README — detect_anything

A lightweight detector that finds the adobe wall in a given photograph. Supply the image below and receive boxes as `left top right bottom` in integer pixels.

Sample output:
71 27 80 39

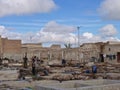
0 37 22 60
21 43 100 63
103 44 120 63
0 35 120 63
22 43 42 48
2 38 21 54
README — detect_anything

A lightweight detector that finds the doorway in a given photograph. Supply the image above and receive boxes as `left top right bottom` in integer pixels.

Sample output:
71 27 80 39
117 52 120 63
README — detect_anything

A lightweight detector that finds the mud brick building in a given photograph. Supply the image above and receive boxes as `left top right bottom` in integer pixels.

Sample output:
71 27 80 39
0 36 21 60
0 36 120 63
22 41 120 63
22 44 62 61
102 41 120 63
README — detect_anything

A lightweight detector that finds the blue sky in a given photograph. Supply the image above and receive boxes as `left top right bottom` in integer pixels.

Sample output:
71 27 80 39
0 0 120 47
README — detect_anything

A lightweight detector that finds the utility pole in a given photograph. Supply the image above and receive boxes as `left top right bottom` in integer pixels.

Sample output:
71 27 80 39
30 36 33 43
77 26 81 62
77 26 80 47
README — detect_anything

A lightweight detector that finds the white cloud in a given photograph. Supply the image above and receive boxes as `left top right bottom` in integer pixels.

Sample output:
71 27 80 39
80 24 119 44
42 21 76 34
0 25 21 39
83 32 93 39
79 33 102 44
0 26 9 36
0 21 78 44
98 0 120 20
99 24 117 37
0 23 120 47
37 21 77 44
0 0 57 17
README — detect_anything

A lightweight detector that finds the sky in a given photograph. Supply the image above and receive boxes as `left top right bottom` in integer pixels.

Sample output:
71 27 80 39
0 0 120 47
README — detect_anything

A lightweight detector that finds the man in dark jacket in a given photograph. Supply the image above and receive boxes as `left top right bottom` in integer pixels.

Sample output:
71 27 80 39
23 56 28 68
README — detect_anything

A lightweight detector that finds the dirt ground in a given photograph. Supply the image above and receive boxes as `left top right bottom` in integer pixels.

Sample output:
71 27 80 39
0 69 59 90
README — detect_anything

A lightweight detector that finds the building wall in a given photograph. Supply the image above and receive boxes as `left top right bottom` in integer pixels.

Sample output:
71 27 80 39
2 39 21 54
18 42 120 63
103 44 120 63
21 46 62 61
0 36 21 60
0 35 120 63
22 43 42 48
21 43 101 63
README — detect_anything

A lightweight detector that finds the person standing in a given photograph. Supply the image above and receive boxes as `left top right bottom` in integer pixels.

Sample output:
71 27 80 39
0 58 2 65
23 56 28 68
92 65 97 79
32 56 37 76
92 65 97 73
32 60 36 75
62 59 66 67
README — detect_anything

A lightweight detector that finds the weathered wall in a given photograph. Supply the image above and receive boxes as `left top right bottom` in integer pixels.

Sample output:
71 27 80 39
2 39 21 54
35 80 120 90
22 43 42 48
0 35 120 63
0 36 22 60
103 44 120 63
21 43 101 63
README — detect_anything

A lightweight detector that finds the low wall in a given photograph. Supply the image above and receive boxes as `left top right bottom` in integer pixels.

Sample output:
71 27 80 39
35 80 120 90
